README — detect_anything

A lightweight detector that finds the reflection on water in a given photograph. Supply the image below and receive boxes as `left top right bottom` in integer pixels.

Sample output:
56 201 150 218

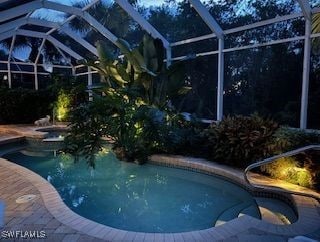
3 144 260 233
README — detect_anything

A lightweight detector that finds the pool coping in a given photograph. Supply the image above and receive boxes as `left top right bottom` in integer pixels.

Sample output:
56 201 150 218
0 124 68 141
0 135 320 241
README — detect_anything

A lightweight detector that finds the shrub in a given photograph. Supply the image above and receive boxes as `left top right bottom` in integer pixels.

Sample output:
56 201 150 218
54 90 72 122
203 114 285 167
274 127 320 151
261 156 315 189
161 116 208 157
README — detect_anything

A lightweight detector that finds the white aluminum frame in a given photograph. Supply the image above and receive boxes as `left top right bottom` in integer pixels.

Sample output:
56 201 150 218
297 0 312 129
34 38 46 90
115 0 169 47
0 0 319 129
7 34 15 88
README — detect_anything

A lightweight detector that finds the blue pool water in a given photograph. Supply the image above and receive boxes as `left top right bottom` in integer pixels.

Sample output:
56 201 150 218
2 145 260 232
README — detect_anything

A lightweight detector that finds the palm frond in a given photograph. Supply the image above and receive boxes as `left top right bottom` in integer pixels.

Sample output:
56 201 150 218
312 13 320 34
312 13 320 54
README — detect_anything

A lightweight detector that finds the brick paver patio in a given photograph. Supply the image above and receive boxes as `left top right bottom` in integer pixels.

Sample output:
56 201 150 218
0 162 105 242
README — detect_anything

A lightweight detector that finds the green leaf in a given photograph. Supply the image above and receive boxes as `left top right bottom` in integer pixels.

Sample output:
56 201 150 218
178 86 192 95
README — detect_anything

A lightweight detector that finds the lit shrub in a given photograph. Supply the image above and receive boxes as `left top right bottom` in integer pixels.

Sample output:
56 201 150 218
261 157 314 189
55 90 72 122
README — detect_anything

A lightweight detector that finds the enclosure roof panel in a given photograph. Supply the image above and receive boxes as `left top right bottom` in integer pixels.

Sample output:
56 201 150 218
0 0 317 68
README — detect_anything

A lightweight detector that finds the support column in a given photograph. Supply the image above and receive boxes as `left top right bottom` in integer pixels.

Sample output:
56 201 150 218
217 37 224 121
7 63 11 89
34 38 46 91
300 18 311 129
166 46 172 68
34 64 38 90
71 66 76 76
88 67 93 101
7 35 16 89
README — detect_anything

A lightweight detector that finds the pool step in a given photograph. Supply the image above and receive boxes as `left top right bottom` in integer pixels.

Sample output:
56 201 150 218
259 207 290 225
255 197 297 225
238 204 261 219
215 202 253 226
0 142 27 156
43 137 64 142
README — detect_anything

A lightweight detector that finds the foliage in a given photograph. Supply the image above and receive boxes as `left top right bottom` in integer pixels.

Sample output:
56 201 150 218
65 34 192 165
54 90 72 122
0 75 86 124
203 114 285 167
64 100 109 168
261 156 315 189
159 116 209 157
50 75 87 122
0 25 62 63
274 127 320 151
264 127 320 191
66 0 137 58
312 12 320 54
88 34 190 108
65 89 196 165
0 88 55 124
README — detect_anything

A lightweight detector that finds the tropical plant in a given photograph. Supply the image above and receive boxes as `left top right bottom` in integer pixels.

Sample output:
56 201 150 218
67 0 137 56
312 11 320 54
88 34 190 108
203 114 286 167
65 87 190 165
65 34 192 165
0 25 63 63
313 13 320 35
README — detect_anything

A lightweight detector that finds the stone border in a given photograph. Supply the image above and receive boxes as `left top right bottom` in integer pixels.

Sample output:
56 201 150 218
35 126 70 133
0 136 320 241
0 136 24 146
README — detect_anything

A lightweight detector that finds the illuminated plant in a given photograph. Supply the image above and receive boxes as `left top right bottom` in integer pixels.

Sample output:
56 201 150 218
261 157 314 188
65 34 192 166
55 90 72 122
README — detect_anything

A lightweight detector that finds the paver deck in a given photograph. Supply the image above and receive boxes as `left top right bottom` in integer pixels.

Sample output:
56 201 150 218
0 125 320 241
0 161 106 242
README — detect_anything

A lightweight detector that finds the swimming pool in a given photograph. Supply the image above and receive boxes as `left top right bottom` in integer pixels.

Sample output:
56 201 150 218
2 145 260 233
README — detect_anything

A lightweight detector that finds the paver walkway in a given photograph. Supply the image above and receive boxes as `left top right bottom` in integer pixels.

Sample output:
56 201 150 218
0 162 105 242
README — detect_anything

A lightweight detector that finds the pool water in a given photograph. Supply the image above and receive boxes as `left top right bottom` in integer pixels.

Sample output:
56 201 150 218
3 145 260 232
